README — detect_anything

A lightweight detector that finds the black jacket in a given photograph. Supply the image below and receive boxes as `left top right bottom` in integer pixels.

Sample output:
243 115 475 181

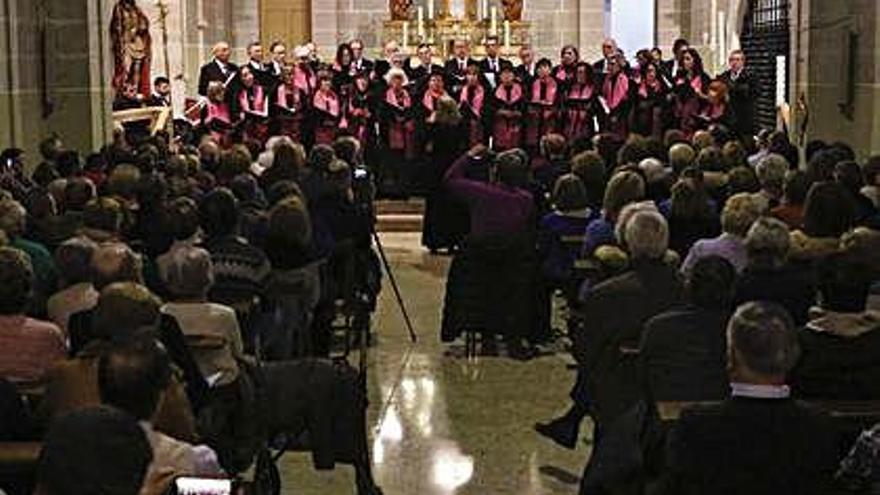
198 60 239 96
734 263 817 326
662 397 838 495
640 305 729 401
718 68 760 137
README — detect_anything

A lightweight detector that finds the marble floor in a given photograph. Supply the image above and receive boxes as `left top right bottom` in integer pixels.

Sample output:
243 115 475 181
278 233 593 494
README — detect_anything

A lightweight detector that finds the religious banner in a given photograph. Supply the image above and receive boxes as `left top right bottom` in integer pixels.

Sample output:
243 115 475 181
110 0 152 97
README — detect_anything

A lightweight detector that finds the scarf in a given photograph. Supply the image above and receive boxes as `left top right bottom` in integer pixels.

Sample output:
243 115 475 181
276 84 301 110
459 84 485 117
293 65 316 94
495 82 523 104
206 101 231 124
638 79 662 99
568 83 594 101
313 89 340 117
239 85 265 113
422 89 446 111
602 72 629 111
530 77 557 105
386 87 412 110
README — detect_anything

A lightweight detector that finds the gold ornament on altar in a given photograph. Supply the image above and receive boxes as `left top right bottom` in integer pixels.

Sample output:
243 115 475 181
501 0 523 21
390 0 413 20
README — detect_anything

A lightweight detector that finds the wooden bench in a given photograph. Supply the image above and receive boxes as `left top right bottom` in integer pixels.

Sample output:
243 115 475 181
0 442 41 475
657 400 880 423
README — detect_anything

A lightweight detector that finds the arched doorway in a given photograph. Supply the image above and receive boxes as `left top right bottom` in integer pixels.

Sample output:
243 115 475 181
739 0 790 130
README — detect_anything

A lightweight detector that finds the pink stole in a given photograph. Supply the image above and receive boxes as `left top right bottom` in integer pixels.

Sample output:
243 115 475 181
460 84 485 146
565 83 595 139
526 77 558 145
602 73 629 112
313 90 340 144
493 83 524 150
238 85 266 116
293 65 316 95
386 88 415 158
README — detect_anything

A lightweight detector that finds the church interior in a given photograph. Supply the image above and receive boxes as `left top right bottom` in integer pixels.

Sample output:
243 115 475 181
0 1 880 494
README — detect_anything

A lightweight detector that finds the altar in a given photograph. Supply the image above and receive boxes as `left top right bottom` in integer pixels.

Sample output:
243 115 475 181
384 0 529 58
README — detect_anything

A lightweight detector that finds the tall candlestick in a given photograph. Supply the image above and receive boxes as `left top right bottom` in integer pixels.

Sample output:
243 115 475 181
428 0 434 20
403 21 409 50
417 7 425 39
490 6 498 35
503 20 510 49
481 0 488 20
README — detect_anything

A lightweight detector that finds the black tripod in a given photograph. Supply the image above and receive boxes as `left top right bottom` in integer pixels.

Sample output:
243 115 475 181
371 228 418 344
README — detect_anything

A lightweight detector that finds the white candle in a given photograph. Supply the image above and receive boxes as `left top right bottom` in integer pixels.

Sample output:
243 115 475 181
403 21 409 49
417 7 425 38
504 20 510 49
490 6 498 35
482 0 488 20
428 0 434 20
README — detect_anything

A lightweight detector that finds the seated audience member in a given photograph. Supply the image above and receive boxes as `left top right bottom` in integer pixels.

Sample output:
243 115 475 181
40 282 198 442
79 196 126 243
47 237 99 337
159 246 244 387
837 421 880 492
771 170 811 230
0 247 66 384
0 198 58 316
98 338 223 495
791 254 880 399
667 142 696 176
539 174 594 283
582 170 645 255
537 206 683 447
35 407 153 495
663 170 721 257
681 192 762 274
835 160 877 224
641 256 736 401
789 181 853 263
154 197 201 291
68 242 143 354
755 153 789 210
860 155 880 209
198 187 271 306
570 150 607 210
735 217 817 325
662 301 838 495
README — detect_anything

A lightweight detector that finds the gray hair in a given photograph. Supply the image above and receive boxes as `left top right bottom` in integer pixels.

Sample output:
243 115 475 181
623 208 669 260
745 217 790 268
727 301 800 377
756 153 789 190
159 246 214 299
668 143 696 174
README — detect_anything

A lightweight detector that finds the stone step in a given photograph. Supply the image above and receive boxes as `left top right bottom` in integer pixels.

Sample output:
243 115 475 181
375 199 426 216
376 213 424 233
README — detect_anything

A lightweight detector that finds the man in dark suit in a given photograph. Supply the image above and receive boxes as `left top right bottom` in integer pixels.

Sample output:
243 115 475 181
349 39 374 75
372 40 400 82
197 42 238 96
514 44 536 88
406 43 442 95
148 76 171 107
718 49 760 140
592 38 618 77
444 39 476 97
662 38 690 82
244 41 273 87
266 40 287 79
661 301 838 495
478 36 512 89
536 208 684 448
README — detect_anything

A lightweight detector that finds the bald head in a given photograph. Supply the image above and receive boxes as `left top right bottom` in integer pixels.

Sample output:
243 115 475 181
91 242 142 290
212 42 231 63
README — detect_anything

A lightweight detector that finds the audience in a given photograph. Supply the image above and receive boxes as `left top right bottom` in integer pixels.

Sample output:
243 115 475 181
662 301 838 494
46 237 98 336
681 192 762 274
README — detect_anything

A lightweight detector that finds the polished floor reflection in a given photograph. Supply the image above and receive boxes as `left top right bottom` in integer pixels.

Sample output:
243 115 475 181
278 233 591 494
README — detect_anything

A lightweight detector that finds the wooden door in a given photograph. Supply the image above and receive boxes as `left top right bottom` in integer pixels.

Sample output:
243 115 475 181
260 0 311 49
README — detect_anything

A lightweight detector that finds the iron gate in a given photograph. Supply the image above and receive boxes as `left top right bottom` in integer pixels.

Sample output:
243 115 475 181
740 0 791 130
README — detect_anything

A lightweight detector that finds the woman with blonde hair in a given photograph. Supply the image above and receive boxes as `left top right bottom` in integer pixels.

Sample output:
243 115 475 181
581 170 645 255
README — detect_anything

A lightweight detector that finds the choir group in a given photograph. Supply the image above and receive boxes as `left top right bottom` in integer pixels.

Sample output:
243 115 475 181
180 35 758 193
